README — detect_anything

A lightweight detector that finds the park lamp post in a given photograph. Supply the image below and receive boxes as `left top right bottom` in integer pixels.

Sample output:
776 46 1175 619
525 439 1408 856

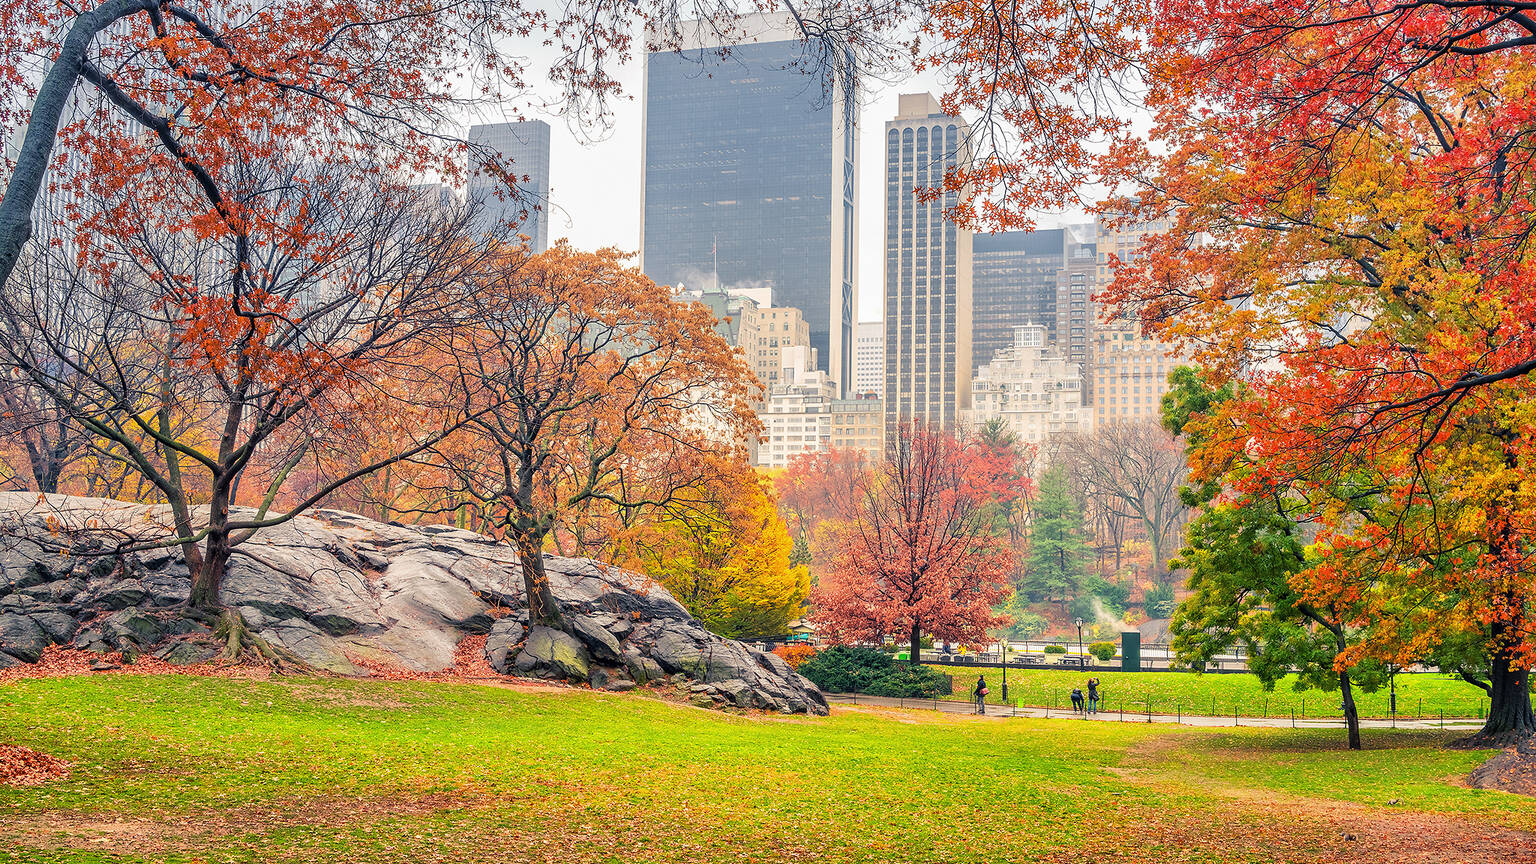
1001 641 1009 702
1075 618 1084 667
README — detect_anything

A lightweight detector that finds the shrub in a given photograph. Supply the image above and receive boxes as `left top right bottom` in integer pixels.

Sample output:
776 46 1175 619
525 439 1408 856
1068 594 1098 623
796 645 893 693
1044 644 1067 655
772 643 816 670
1144 583 1177 618
1088 641 1117 662
1086 576 1131 616
864 664 952 698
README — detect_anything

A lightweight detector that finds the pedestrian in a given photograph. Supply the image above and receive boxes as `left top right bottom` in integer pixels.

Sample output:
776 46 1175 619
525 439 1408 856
1071 686 1084 714
974 675 989 714
1087 678 1100 714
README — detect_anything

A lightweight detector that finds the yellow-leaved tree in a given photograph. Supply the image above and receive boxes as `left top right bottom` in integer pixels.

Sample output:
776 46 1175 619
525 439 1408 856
626 471 809 640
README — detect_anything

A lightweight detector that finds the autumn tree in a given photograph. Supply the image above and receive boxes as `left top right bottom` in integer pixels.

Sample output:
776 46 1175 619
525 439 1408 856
0 154 503 629
417 243 759 632
811 422 1010 665
774 447 873 571
1164 367 1385 750
624 470 809 639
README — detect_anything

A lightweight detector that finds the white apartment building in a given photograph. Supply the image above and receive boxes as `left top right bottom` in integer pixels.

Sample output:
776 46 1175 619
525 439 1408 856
967 323 1089 445
853 321 884 398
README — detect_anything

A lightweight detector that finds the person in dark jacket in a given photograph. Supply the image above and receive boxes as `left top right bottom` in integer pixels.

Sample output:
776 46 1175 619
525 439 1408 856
1087 678 1100 714
1071 687 1084 713
974 675 988 714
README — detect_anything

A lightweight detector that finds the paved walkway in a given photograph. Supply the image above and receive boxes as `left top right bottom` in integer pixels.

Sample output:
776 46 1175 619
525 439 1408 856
825 693 1484 731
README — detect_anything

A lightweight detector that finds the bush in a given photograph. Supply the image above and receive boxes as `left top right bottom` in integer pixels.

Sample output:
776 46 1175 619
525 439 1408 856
1144 583 1177 618
796 645 893 693
1088 641 1117 662
864 664 952 698
1044 644 1067 655
1086 576 1131 616
1068 594 1098 623
772 643 816 670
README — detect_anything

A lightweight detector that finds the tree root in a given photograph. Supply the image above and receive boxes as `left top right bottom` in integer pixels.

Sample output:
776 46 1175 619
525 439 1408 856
212 609 304 670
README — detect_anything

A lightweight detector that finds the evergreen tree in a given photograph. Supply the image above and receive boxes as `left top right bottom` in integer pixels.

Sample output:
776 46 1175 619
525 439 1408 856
1022 465 1090 608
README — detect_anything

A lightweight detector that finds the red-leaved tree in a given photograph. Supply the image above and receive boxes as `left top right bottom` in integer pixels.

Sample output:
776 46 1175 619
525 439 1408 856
811 422 1010 665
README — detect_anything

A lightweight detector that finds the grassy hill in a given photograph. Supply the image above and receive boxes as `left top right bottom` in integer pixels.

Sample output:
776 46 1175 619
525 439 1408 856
0 674 1528 863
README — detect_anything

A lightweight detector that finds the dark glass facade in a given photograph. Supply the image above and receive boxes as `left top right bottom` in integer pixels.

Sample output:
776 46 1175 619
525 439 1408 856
468 121 551 253
971 229 1064 373
642 40 854 391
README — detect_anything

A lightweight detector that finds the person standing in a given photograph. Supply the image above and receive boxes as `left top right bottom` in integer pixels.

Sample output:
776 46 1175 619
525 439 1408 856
1087 678 1100 715
974 675 989 714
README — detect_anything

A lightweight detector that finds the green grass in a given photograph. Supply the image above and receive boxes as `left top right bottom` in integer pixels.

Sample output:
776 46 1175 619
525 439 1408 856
0 674 1526 863
928 665 1487 719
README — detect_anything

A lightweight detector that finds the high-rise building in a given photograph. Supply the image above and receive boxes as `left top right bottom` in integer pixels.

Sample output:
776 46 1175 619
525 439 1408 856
467 120 551 252
641 14 857 394
830 395 884 461
883 93 972 432
853 321 884 397
1091 215 1187 425
757 355 838 469
971 229 1064 372
1056 227 1096 366
967 323 1089 445
683 287 814 394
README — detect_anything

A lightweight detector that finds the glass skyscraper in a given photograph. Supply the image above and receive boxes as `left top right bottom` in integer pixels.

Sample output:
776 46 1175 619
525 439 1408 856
971 229 1065 373
884 93 972 431
468 120 551 253
641 15 857 394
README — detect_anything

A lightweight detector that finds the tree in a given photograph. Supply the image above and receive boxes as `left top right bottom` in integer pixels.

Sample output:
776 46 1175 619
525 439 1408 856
811 422 1010 665
1056 424 1188 582
774 447 872 570
0 152 501 633
626 471 809 639
1021 465 1091 609
420 243 758 630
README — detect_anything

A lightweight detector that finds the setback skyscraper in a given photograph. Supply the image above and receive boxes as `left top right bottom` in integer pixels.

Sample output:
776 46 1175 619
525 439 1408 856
641 14 857 394
883 93 972 431
467 120 551 253
971 228 1064 373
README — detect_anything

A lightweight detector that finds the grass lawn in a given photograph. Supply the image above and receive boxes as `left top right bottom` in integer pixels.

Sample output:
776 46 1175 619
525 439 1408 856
0 674 1530 863
927 665 1488 719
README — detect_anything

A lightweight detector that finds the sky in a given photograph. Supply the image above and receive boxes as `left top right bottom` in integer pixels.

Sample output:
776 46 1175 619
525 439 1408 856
475 44 1082 325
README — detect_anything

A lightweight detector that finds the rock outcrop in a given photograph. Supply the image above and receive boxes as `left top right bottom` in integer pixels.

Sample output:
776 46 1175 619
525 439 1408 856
0 494 827 714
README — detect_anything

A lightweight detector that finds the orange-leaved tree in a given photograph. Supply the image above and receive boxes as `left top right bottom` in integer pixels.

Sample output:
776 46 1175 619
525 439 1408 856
811 421 1010 665
417 243 760 633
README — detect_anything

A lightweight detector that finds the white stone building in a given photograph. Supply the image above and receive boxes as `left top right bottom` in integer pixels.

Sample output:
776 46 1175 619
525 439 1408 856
967 323 1090 445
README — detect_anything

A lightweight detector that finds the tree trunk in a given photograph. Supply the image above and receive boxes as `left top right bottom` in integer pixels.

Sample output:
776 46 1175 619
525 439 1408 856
910 618 921 667
1479 642 1535 743
515 530 563 628
188 528 227 608
1339 668 1361 751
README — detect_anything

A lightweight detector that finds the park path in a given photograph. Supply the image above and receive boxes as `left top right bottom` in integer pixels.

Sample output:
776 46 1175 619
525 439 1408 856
825 693 1485 730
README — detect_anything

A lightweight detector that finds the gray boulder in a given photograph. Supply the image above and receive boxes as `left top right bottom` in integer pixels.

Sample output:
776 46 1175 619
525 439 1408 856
0 612 49 661
0 493 829 715
513 626 590 680
483 617 527 674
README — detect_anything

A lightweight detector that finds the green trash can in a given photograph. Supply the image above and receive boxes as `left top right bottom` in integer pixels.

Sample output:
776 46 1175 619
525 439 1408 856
1121 631 1141 672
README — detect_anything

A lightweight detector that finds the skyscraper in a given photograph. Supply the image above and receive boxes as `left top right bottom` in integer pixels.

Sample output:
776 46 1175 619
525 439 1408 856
883 93 972 431
854 320 884 397
467 120 551 253
641 14 857 394
971 228 1065 373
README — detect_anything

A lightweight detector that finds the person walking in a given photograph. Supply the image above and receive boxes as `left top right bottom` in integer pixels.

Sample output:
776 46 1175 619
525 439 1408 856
1087 678 1100 715
974 675 989 715
1071 686 1084 714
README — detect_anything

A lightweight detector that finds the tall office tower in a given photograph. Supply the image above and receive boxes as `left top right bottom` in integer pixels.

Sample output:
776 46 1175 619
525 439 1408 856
1055 226 1097 366
1090 214 1187 425
854 321 884 397
971 228 1065 373
641 14 858 394
467 120 552 252
883 93 973 432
